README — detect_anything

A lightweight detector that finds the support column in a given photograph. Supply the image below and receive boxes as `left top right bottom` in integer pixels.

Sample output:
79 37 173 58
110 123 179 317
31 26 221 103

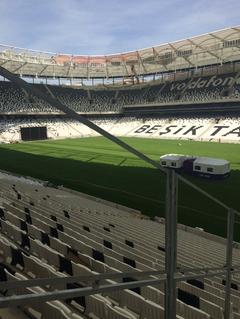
224 208 234 319
165 169 178 319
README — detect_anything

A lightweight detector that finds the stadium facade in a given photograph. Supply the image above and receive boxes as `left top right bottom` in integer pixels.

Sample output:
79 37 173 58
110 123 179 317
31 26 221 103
0 26 239 80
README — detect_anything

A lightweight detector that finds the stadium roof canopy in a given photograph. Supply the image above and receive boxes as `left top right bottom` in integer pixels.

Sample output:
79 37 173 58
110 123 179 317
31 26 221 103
0 26 239 79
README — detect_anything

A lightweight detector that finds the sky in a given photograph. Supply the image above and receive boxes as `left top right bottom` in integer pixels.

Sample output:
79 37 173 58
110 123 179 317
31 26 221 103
0 0 239 55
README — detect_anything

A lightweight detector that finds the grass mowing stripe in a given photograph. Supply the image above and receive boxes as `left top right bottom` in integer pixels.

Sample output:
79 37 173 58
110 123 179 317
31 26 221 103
0 136 239 240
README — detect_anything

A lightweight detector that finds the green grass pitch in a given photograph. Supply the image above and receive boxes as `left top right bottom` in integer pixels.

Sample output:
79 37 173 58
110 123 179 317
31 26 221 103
0 136 239 240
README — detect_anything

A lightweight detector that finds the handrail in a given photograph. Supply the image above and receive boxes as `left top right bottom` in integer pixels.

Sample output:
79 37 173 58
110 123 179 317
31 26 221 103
1 267 240 308
1 264 238 291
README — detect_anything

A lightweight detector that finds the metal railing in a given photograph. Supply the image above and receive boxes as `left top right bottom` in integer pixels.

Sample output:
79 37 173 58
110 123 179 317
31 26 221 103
1 265 240 308
0 65 239 318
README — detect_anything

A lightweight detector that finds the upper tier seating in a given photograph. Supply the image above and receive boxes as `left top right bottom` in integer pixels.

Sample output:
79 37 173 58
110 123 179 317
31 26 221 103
0 81 56 113
0 72 239 114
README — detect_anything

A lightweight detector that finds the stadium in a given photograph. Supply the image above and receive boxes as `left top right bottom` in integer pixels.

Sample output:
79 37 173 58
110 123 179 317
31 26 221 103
0 7 240 318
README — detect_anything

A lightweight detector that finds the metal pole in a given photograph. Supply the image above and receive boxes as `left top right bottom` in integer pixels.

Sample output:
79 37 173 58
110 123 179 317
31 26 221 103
224 208 234 319
165 169 178 319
